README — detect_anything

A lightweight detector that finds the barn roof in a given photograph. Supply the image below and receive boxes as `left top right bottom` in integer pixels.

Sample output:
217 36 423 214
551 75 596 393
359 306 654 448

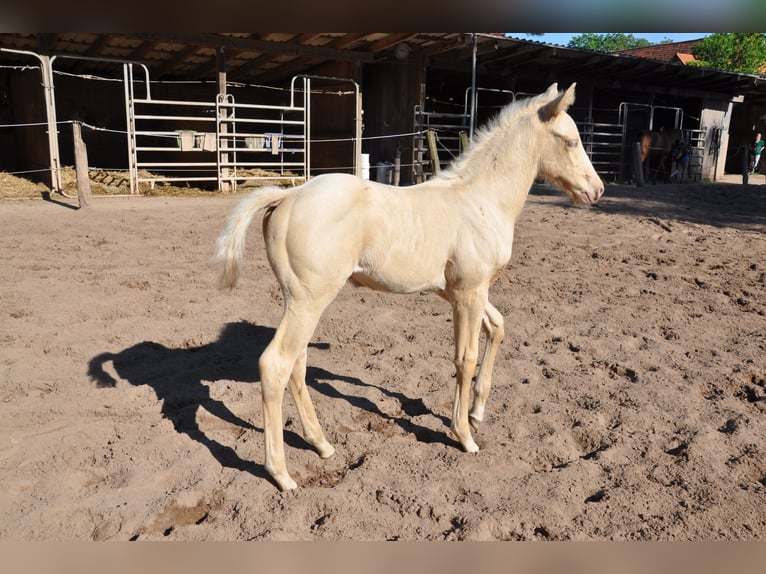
613 40 702 64
1 33 765 102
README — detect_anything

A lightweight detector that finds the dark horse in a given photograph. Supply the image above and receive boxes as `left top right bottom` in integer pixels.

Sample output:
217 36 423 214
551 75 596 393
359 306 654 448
639 129 683 184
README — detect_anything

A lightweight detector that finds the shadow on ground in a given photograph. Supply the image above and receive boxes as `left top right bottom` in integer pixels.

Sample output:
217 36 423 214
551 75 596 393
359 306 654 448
530 181 766 231
87 321 453 487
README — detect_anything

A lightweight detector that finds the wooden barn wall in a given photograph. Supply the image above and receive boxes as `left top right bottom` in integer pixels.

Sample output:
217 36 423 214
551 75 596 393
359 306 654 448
301 60 361 177
362 52 425 185
2 69 48 178
700 99 733 181
0 69 23 171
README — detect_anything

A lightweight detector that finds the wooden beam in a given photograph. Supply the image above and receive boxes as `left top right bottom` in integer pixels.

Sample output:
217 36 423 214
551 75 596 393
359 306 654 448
127 41 158 62
251 56 319 85
332 33 370 50
153 44 202 78
227 52 280 81
463 43 547 67
293 33 325 44
83 34 111 57
124 33 375 64
370 33 416 53
229 34 370 81
35 33 56 55
217 46 226 94
187 55 226 81
73 35 112 73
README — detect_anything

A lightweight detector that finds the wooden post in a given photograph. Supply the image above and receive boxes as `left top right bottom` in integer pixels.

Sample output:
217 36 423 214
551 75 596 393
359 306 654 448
72 121 92 208
426 129 440 175
41 55 62 194
393 148 401 186
217 46 231 193
632 141 644 187
459 131 470 154
742 144 749 185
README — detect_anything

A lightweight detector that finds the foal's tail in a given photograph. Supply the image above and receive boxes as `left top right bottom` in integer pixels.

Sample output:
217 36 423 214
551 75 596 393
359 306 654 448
212 186 291 289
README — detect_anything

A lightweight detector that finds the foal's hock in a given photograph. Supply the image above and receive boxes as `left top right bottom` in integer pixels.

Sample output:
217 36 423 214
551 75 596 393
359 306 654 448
212 83 604 490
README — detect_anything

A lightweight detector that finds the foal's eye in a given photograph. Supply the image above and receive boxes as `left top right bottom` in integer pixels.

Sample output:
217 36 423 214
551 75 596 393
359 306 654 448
566 139 578 148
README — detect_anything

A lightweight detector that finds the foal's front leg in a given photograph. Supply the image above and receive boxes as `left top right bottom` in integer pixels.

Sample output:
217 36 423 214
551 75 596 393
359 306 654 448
450 287 488 453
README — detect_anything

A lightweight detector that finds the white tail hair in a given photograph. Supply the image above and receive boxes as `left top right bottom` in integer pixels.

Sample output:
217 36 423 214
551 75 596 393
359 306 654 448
211 186 290 289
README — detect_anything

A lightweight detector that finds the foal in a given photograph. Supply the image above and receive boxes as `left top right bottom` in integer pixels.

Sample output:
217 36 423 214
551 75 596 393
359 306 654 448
213 83 604 490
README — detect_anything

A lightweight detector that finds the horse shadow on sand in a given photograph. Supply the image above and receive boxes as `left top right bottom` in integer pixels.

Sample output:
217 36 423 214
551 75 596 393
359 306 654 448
87 321 452 488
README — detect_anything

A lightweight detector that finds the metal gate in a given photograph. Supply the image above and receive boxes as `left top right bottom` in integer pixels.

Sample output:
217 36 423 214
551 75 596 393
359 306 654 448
577 110 624 183
125 64 311 194
617 102 705 183
412 89 705 185
412 88 520 181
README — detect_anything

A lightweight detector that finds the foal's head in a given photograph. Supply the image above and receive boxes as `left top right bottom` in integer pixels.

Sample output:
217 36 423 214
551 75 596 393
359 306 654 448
536 83 604 206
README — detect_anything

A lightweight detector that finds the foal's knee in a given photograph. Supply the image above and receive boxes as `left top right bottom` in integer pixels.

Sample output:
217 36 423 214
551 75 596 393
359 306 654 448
454 349 480 375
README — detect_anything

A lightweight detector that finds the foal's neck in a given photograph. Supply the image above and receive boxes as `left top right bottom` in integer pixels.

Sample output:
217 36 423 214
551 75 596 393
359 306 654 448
448 116 540 222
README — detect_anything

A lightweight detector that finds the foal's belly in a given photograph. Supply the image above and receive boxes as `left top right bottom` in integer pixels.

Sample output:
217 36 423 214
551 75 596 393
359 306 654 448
349 263 447 294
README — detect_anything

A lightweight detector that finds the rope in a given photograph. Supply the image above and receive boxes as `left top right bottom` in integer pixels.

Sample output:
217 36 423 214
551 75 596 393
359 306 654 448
434 131 458 159
0 65 40 71
50 69 358 98
1 117 428 145
0 116 450 181
1 168 51 177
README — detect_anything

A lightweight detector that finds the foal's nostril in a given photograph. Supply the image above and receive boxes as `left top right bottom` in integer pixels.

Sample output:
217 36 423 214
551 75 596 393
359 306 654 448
593 179 605 200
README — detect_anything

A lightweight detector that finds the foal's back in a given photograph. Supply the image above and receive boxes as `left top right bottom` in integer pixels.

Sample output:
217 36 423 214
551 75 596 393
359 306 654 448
266 173 468 295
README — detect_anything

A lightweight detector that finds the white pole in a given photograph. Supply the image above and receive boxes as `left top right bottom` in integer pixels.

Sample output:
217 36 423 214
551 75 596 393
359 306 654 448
469 33 478 143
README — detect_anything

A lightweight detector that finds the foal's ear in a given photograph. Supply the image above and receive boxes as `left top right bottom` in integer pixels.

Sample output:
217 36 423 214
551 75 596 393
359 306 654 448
540 83 577 121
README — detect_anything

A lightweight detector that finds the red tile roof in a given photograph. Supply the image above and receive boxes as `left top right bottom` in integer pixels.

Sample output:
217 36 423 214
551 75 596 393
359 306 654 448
614 39 704 64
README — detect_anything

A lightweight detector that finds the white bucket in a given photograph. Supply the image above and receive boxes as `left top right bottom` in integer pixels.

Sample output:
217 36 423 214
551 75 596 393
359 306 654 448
361 153 370 180
375 161 393 184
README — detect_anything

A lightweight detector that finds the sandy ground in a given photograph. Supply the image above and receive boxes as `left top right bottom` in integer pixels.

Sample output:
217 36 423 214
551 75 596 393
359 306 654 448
1 178 764 541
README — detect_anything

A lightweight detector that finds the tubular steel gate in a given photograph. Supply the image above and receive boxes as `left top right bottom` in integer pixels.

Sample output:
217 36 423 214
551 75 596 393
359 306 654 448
617 102 705 183
125 64 312 194
413 90 706 185
413 88 522 181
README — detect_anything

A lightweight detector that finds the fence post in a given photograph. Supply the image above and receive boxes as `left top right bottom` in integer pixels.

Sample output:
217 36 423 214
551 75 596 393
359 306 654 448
632 142 644 187
459 131 470 154
426 129 440 175
72 121 92 208
741 144 749 185
393 148 401 186
217 47 232 193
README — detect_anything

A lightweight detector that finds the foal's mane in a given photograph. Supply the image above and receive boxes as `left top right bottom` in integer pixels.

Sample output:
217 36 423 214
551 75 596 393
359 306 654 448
438 86 561 182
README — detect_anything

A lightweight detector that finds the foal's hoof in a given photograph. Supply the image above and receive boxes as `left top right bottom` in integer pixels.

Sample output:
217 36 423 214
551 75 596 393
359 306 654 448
268 467 298 491
275 475 298 491
462 439 480 453
316 441 336 459
453 434 480 453
469 414 482 432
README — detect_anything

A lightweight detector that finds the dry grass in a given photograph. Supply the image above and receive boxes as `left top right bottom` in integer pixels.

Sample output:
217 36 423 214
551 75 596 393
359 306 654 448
0 167 299 200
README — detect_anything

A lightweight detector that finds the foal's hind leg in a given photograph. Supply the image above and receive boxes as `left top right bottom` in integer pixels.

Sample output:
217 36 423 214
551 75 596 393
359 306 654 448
259 297 336 491
288 347 335 459
469 302 505 430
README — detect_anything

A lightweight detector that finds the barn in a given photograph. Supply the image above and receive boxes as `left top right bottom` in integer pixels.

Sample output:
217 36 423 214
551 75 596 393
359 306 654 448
1 33 765 193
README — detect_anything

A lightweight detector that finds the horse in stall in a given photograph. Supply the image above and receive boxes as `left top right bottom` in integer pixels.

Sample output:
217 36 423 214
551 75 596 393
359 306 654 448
212 83 605 490
639 129 683 184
